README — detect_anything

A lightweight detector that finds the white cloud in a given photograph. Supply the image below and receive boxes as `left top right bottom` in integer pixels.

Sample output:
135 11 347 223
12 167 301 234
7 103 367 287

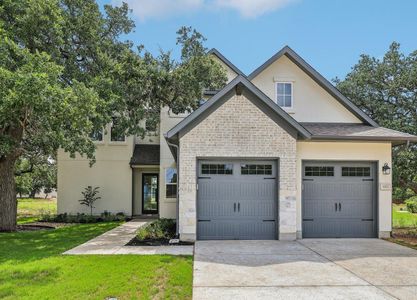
113 0 297 21
214 0 297 18
113 0 204 21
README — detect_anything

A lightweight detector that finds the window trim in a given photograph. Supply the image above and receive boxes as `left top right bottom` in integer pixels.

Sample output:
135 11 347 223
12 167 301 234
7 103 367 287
201 163 233 175
275 81 293 109
341 166 371 177
165 168 177 198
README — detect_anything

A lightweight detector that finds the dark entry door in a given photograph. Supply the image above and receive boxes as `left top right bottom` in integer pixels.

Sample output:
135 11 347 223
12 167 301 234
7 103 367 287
142 174 158 214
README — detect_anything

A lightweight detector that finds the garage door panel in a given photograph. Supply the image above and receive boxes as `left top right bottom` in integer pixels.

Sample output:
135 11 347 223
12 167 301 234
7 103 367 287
197 160 277 240
302 162 376 238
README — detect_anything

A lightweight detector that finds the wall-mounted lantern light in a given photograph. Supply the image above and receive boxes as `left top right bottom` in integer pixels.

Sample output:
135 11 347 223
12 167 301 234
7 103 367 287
382 163 391 175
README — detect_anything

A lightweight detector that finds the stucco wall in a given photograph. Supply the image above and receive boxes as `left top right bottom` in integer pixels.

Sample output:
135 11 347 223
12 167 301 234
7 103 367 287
296 141 392 238
178 90 297 241
57 127 134 215
251 55 361 123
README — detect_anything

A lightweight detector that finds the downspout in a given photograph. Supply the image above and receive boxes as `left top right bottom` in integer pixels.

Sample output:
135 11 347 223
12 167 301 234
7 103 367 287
166 140 180 237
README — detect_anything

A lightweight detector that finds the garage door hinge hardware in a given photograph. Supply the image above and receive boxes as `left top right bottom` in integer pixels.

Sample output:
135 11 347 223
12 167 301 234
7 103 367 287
198 219 211 222
262 219 276 222
263 177 276 180
362 179 374 181
361 219 374 221
303 178 314 181
198 176 211 179
303 218 314 221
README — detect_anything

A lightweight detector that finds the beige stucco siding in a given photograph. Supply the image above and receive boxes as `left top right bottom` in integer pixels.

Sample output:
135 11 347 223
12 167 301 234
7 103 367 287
57 133 134 215
296 141 392 238
178 90 297 241
251 55 361 123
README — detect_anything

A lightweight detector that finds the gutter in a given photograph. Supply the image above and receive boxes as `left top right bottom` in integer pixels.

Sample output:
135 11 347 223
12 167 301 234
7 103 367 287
165 138 180 237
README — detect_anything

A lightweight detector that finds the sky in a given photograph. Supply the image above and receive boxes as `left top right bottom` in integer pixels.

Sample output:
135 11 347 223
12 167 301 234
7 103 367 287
98 0 417 81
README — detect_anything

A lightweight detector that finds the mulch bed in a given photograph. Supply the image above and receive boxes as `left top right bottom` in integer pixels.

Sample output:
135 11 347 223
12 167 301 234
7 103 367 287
17 222 75 232
126 236 194 246
386 228 417 250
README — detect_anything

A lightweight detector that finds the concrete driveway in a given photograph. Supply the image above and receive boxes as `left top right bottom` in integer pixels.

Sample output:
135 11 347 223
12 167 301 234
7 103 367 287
193 239 417 300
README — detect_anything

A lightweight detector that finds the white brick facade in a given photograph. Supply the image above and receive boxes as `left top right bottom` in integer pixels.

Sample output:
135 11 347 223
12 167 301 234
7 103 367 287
178 90 297 241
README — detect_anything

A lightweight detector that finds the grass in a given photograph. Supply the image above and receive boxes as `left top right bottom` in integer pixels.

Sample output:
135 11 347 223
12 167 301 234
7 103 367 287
17 198 57 224
0 223 193 300
392 203 417 228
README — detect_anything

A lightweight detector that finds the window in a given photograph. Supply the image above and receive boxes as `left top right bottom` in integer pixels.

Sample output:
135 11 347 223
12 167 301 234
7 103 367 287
165 168 177 198
110 118 125 142
342 167 371 177
241 164 272 175
276 82 292 108
305 166 334 177
201 164 233 175
90 129 103 142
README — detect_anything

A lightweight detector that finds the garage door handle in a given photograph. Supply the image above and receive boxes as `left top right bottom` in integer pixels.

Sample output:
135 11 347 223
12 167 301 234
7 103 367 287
339 203 341 211
238 203 240 212
234 203 236 212
335 203 337 211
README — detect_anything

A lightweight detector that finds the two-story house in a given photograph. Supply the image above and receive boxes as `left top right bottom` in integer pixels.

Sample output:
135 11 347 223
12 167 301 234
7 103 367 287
57 46 417 241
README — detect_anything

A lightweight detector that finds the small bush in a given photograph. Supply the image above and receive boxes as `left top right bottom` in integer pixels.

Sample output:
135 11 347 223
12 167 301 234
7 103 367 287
405 197 417 213
40 212 128 223
136 219 176 240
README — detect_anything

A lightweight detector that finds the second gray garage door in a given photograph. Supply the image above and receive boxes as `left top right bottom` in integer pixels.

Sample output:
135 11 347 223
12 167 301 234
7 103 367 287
197 160 277 240
302 161 377 238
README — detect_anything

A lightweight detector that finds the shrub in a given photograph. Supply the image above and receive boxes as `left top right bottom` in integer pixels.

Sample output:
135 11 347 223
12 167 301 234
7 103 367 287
136 219 176 240
79 186 101 215
405 196 417 213
40 212 128 223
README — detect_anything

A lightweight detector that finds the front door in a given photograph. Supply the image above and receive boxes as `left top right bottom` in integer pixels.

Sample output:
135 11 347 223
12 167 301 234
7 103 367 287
142 174 159 214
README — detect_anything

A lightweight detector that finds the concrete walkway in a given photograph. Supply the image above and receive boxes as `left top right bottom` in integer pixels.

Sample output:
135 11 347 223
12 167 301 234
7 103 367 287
193 239 417 300
64 220 193 256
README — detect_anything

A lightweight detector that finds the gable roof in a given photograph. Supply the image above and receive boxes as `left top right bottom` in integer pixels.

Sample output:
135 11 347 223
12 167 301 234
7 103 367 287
165 75 312 140
248 46 379 127
208 48 245 76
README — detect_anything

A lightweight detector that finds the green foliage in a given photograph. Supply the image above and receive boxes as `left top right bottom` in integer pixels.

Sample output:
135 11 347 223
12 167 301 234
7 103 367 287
0 0 226 230
78 186 101 215
15 156 56 197
393 204 417 228
136 218 176 240
405 197 417 213
335 42 417 194
40 211 127 223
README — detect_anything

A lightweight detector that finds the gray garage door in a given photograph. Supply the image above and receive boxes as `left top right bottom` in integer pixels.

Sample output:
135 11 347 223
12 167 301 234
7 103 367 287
302 161 377 238
197 160 277 240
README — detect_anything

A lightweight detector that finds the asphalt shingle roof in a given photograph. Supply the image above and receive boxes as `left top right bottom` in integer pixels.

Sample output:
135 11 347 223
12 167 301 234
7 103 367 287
301 123 417 143
130 144 160 166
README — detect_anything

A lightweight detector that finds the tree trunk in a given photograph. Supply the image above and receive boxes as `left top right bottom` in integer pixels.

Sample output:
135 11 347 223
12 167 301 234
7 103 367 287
0 157 18 231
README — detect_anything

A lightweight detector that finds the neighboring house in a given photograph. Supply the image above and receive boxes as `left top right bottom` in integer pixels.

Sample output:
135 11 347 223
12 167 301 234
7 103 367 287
57 46 417 241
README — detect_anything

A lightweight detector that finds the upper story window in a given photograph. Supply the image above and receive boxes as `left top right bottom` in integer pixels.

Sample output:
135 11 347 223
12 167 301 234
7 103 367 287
276 82 293 108
110 117 126 142
90 129 103 142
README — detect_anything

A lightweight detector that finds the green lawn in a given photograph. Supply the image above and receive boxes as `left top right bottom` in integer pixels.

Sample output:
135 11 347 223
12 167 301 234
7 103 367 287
0 223 193 299
393 204 417 228
17 198 57 224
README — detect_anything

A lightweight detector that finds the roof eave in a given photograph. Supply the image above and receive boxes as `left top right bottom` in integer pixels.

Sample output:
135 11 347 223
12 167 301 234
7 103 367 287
208 48 245 76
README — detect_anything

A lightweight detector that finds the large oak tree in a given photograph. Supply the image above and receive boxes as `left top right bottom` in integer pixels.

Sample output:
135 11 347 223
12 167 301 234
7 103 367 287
0 0 226 231
335 42 417 196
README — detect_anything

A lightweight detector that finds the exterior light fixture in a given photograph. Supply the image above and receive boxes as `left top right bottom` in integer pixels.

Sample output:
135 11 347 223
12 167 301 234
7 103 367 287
382 163 391 175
